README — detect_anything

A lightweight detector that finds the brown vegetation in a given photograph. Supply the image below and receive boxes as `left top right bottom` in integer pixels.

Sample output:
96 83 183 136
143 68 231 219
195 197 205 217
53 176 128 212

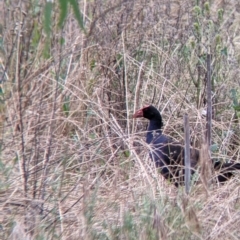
1 0 240 239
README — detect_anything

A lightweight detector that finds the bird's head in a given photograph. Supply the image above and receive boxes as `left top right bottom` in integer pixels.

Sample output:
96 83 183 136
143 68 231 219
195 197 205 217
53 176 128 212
133 105 162 121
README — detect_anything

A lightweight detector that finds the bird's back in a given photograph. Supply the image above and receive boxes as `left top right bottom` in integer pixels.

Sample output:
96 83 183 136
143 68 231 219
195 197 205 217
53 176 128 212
149 133 198 186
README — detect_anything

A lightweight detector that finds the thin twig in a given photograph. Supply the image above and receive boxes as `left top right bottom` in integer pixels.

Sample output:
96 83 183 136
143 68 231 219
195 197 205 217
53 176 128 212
206 53 212 149
184 113 191 194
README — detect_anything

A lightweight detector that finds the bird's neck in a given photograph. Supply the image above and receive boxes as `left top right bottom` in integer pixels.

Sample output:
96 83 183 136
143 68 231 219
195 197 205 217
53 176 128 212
146 119 163 143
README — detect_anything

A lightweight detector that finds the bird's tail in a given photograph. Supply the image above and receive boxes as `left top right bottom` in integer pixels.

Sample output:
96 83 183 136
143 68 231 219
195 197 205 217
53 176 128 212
214 162 240 182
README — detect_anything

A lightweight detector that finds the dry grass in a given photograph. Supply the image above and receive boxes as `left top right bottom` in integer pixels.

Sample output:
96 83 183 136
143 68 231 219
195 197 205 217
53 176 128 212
1 0 240 239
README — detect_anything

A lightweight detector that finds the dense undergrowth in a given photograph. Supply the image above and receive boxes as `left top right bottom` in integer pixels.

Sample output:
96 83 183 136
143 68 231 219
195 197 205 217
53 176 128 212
1 0 240 239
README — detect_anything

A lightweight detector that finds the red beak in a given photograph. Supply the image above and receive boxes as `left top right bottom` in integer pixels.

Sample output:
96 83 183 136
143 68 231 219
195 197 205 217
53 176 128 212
133 105 151 118
133 109 143 118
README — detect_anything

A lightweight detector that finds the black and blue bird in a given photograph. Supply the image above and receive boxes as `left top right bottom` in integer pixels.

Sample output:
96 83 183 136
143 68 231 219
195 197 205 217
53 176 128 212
133 105 240 187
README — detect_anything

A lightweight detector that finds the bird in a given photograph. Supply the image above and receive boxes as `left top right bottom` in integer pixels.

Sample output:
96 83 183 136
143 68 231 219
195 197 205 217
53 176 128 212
133 105 240 187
